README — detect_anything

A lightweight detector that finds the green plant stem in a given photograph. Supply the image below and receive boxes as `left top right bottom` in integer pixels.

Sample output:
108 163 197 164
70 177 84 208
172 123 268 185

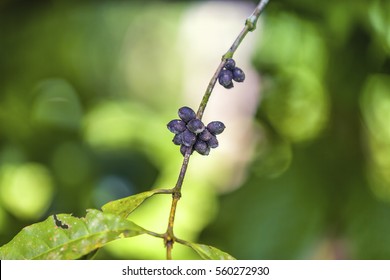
163 0 270 259
153 188 175 195
163 151 191 259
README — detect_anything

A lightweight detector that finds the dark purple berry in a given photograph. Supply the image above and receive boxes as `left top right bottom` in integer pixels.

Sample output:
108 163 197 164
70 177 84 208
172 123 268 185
181 129 196 147
207 135 219 149
207 121 225 135
180 145 193 156
224 58 236 70
167 119 186 134
232 67 245 82
178 106 196 123
194 140 210 156
218 69 234 89
172 133 183 145
187 119 205 134
199 129 213 141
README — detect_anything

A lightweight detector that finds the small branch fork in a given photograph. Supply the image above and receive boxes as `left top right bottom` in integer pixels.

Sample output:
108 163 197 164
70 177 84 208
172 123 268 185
162 0 270 260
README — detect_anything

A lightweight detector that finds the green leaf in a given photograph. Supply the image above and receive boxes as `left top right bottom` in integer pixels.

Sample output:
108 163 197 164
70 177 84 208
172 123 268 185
183 242 236 260
0 209 146 260
102 189 167 218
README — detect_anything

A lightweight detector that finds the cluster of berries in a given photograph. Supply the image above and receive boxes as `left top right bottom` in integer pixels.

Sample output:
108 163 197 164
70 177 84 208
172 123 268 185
218 58 245 89
167 106 225 156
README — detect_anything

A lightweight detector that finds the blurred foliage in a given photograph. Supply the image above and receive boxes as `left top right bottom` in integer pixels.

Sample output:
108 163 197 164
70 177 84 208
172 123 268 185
1 0 390 260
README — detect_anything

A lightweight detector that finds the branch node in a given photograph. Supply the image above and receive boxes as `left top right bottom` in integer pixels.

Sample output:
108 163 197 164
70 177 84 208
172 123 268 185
245 17 257 31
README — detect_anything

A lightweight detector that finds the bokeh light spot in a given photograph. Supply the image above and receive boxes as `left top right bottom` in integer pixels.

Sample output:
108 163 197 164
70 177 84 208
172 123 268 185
361 74 390 202
83 102 139 149
361 75 390 142
0 163 54 220
369 0 390 52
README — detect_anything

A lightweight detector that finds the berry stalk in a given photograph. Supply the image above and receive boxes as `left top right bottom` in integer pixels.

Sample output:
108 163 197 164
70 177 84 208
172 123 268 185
163 0 270 259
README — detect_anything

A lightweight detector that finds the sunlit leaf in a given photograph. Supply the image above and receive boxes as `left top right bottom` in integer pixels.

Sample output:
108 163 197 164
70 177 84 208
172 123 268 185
0 209 146 260
182 241 236 260
102 189 168 218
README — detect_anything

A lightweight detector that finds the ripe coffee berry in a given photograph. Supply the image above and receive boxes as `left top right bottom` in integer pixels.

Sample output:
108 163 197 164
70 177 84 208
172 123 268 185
199 129 213 141
167 119 186 134
181 129 197 147
224 58 236 70
187 119 205 134
178 106 196 123
218 69 234 89
232 67 245 82
207 121 226 135
194 140 210 155
207 135 219 149
172 133 183 145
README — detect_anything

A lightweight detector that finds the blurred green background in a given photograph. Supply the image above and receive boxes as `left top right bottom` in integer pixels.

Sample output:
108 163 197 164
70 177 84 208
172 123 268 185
1 0 390 259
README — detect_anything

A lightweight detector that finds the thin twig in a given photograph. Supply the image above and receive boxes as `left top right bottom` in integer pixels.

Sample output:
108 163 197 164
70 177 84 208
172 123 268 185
163 151 191 259
163 0 270 259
